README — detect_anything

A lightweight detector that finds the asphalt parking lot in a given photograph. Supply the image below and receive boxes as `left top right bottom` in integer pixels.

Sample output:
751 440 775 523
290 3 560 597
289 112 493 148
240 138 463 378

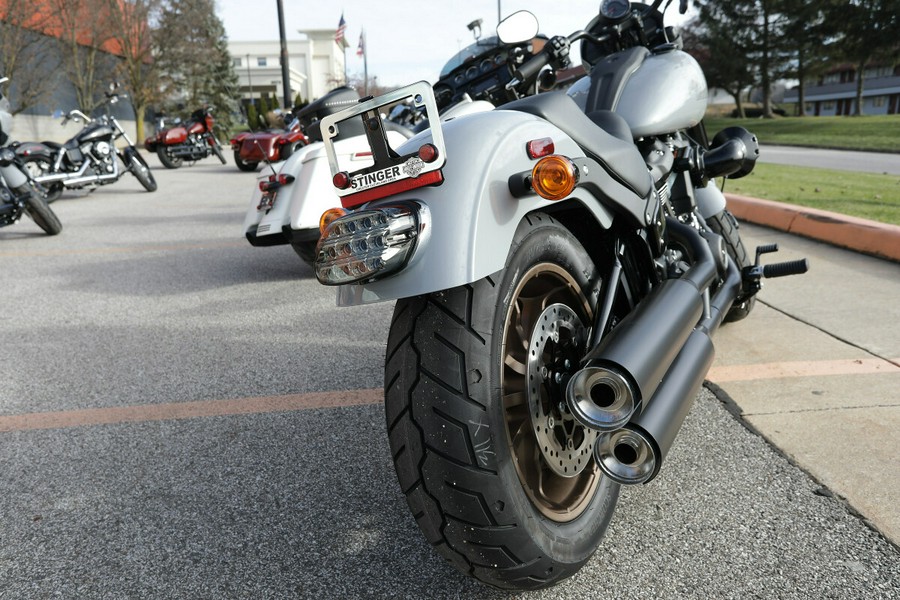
1 157 898 599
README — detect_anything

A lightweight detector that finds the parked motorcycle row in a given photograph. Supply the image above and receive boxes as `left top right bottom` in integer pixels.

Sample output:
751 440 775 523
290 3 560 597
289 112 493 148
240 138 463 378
3 2 811 593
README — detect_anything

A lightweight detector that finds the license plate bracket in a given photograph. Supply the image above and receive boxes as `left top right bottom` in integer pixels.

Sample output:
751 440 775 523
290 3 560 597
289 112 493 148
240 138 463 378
319 81 446 208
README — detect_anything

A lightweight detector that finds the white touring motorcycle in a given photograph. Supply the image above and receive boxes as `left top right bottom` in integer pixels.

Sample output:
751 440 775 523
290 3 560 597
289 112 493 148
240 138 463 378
312 3 807 592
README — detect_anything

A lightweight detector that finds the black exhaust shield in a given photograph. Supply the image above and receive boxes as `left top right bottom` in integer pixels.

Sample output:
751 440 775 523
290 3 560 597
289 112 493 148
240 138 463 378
572 218 743 484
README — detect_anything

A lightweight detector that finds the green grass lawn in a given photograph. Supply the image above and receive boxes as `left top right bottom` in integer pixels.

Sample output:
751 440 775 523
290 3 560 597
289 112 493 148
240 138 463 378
704 115 900 152
721 163 900 225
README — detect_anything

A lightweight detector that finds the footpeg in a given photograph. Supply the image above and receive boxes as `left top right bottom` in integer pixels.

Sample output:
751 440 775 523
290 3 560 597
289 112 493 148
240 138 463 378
741 243 809 296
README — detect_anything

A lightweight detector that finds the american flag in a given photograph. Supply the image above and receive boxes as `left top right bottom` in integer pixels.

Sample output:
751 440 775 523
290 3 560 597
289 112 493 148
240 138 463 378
335 13 347 47
356 30 365 57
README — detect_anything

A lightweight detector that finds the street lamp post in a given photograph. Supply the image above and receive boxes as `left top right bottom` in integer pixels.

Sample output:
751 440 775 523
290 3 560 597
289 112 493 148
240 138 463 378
276 0 292 108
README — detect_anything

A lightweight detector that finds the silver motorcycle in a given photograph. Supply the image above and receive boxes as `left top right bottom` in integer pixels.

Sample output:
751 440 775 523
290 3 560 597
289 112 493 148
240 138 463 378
312 2 807 591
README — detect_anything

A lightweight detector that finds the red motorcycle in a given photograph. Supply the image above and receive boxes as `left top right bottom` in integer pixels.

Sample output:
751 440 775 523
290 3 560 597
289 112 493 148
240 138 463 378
229 108 309 172
144 106 227 169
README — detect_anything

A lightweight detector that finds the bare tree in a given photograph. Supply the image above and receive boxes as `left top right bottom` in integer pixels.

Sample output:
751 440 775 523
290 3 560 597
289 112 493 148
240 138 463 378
0 0 60 114
103 0 162 140
45 0 119 112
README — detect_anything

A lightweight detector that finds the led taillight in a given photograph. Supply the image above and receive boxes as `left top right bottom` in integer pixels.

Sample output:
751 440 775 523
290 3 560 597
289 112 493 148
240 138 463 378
526 137 555 159
258 175 277 192
319 207 348 234
531 155 579 201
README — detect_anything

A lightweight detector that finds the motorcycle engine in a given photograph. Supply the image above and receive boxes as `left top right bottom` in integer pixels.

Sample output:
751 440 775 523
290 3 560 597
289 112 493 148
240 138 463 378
87 141 115 173
92 140 112 158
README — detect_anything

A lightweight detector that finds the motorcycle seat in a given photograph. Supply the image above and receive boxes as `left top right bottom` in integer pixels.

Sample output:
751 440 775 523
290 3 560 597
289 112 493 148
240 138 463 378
502 92 651 198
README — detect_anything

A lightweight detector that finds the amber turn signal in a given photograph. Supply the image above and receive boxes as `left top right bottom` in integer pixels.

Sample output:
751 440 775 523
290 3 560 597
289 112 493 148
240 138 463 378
531 155 579 201
319 207 348 234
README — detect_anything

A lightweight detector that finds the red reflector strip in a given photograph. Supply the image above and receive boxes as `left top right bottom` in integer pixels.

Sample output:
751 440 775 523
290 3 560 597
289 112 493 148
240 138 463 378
526 138 555 159
340 170 444 208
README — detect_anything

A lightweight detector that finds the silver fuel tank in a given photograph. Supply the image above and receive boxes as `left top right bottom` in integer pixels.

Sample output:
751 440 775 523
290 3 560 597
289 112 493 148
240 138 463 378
568 46 708 138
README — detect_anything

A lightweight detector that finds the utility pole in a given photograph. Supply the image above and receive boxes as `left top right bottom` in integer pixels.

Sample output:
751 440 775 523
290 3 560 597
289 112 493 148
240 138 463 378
246 53 253 102
276 0 292 108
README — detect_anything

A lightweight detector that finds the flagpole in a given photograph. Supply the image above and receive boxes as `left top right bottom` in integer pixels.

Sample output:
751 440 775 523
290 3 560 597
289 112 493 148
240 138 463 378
363 30 368 96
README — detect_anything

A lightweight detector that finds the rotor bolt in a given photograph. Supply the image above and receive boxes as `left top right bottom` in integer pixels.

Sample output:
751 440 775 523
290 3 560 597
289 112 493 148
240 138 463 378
540 366 549 379
548 416 555 428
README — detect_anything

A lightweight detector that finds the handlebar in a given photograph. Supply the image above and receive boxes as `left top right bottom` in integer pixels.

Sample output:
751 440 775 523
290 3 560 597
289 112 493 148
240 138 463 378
63 109 91 124
510 29 610 88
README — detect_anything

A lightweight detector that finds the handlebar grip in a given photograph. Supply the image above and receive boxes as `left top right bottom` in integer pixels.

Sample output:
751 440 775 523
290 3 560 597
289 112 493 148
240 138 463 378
515 52 550 83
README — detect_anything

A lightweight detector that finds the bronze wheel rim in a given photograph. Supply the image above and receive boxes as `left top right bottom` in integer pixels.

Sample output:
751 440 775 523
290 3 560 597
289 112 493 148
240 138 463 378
501 262 601 522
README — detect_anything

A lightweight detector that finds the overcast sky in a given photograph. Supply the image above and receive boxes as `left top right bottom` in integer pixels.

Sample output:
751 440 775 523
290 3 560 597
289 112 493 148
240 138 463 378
215 1 694 88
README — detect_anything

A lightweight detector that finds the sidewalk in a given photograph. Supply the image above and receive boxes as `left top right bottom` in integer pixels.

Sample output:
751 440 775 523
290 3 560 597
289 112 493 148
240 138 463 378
725 193 900 263
712 194 900 546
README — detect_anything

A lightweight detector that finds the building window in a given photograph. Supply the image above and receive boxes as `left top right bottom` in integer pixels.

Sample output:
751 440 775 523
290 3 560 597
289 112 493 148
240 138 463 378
804 103 814 113
864 66 892 79
257 57 267 67
233 57 242 67
823 101 835 110
873 96 887 107
822 73 840 84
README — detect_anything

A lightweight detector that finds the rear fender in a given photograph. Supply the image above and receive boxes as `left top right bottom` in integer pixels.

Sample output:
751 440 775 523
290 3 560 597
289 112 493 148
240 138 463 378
243 141 322 237
277 129 412 236
333 110 643 306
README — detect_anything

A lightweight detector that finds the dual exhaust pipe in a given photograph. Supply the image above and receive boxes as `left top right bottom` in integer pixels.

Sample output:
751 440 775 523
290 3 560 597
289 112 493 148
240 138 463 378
567 218 737 485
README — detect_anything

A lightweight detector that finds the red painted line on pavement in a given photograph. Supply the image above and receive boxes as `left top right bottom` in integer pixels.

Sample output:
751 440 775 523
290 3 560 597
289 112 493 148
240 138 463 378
707 358 900 383
0 241 246 258
0 389 383 433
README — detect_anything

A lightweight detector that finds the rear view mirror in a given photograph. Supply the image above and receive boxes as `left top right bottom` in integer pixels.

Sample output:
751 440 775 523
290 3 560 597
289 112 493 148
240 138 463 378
496 10 539 44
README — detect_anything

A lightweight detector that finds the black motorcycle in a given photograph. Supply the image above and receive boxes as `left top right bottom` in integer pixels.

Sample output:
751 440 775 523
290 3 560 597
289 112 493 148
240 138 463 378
0 77 61 235
15 83 156 202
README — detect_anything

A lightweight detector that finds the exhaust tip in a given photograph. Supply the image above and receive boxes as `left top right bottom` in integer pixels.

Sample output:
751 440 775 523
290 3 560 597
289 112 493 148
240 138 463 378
566 366 637 431
594 428 657 485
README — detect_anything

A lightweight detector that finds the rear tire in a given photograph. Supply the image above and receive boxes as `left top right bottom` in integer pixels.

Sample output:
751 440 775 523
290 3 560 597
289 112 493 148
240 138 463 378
290 240 317 266
156 146 183 169
234 151 258 172
707 209 754 322
279 141 301 162
129 152 158 192
22 185 62 235
385 212 619 590
21 157 63 202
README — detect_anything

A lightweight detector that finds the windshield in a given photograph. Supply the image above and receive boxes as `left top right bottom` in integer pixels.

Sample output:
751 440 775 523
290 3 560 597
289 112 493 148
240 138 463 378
439 36 502 77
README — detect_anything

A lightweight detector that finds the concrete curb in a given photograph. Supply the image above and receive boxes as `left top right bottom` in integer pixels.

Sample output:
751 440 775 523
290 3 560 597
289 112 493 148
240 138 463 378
725 193 900 263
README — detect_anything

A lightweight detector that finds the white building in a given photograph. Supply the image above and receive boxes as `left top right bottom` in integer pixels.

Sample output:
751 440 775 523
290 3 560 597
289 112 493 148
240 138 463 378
228 29 346 107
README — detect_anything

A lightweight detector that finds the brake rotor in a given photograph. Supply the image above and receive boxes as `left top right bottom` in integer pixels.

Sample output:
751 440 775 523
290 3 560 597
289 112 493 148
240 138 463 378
526 303 597 478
